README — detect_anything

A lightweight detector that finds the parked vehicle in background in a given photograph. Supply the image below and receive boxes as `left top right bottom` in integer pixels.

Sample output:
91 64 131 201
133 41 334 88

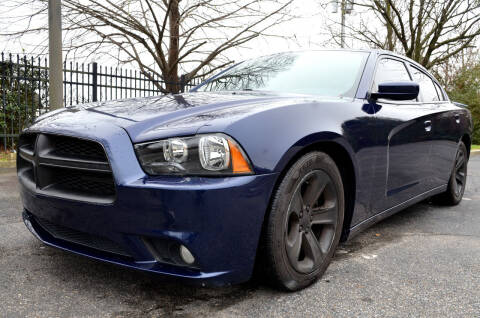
17 50 472 291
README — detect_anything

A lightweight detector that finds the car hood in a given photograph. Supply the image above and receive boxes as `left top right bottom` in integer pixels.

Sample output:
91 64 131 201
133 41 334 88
30 91 341 143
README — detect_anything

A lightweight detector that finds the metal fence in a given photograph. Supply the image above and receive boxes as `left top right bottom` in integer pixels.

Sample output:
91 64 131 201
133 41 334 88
0 53 203 151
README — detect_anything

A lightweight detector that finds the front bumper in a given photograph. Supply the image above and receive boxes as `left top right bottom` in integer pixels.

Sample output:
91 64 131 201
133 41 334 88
19 126 278 286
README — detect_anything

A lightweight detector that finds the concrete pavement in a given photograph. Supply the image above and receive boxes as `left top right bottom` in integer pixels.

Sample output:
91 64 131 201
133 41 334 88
0 156 479 317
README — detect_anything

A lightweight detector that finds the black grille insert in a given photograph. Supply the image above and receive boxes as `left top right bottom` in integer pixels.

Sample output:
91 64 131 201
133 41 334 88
52 170 115 196
51 135 107 162
35 217 130 257
17 133 116 204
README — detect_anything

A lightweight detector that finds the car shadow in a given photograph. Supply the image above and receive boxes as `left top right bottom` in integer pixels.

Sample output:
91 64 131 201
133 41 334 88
39 243 260 317
335 200 434 259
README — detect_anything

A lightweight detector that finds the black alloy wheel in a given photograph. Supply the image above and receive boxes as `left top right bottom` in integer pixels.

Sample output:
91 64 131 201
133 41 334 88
452 146 467 197
262 151 344 291
284 170 338 274
434 141 468 206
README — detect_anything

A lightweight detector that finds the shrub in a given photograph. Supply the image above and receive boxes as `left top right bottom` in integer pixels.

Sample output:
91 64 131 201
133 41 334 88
446 63 480 145
0 59 47 150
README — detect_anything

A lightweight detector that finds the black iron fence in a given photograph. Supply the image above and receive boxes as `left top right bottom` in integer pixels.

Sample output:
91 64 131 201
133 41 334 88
0 53 203 151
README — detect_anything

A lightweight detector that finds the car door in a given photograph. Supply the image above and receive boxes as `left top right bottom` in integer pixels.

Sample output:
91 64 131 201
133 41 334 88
370 57 436 213
408 65 460 188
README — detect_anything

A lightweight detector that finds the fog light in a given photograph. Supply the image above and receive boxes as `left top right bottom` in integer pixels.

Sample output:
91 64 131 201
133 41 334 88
179 245 195 265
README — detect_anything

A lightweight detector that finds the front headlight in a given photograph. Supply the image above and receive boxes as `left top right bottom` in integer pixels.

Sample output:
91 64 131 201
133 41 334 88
134 133 253 176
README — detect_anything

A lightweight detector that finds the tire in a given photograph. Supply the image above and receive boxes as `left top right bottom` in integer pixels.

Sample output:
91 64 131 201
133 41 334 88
434 142 468 206
262 151 344 291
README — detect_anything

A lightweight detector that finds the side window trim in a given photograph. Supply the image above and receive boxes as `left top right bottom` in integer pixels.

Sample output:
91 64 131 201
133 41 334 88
433 83 442 101
433 81 447 101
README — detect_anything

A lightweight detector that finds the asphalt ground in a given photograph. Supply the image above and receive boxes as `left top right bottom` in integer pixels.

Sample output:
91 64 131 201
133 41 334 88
1 155 479 317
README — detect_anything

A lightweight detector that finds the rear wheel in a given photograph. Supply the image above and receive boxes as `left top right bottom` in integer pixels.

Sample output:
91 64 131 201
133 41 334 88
434 142 468 205
262 152 344 291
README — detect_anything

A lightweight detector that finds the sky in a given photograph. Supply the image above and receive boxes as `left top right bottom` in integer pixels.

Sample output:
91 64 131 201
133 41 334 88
2 0 478 75
0 0 372 77
0 1 355 55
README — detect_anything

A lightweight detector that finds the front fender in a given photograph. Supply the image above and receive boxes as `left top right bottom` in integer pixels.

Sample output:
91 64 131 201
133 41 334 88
197 100 362 175
273 132 358 177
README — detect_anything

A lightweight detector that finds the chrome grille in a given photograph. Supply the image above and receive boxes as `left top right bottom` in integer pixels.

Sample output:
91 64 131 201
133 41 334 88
17 133 116 204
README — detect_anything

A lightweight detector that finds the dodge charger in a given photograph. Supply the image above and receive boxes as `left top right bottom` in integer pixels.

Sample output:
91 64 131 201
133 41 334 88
17 50 472 291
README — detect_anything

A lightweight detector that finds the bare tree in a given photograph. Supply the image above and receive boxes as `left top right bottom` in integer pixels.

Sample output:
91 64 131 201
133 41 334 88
322 0 480 69
1 0 293 93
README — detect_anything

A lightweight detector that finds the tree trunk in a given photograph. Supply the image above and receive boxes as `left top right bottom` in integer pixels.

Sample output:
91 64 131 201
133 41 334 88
385 2 395 50
166 0 181 94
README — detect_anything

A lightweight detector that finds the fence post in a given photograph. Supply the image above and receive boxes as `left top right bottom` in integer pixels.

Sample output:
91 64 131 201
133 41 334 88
180 74 186 93
92 62 98 102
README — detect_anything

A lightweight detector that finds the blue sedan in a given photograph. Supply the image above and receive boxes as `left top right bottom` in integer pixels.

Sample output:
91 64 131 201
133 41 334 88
17 50 472 291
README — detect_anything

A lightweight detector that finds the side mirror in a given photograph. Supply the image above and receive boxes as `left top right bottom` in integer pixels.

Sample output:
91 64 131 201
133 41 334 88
369 81 419 101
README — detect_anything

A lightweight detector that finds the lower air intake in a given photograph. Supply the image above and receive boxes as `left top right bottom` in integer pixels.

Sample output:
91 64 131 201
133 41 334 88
35 217 130 258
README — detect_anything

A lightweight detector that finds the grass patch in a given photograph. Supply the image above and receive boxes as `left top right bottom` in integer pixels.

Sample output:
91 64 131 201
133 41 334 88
472 145 480 150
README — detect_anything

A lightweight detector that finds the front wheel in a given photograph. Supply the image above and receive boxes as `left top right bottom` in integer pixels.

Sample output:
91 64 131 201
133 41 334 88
434 142 468 205
262 152 344 291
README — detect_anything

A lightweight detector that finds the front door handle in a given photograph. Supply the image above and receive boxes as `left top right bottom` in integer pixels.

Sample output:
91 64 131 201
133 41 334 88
454 113 460 124
424 120 432 132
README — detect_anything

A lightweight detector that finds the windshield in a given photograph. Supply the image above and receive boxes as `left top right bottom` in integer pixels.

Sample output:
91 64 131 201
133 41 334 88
197 51 369 98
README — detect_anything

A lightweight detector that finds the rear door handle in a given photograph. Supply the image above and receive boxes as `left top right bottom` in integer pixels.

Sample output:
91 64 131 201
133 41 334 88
424 120 432 132
454 113 460 124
